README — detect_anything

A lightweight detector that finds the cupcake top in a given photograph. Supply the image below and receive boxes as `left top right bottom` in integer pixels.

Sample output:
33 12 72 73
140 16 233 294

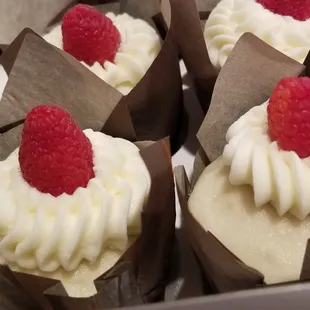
44 4 161 95
0 105 151 273
204 0 310 69
223 77 310 220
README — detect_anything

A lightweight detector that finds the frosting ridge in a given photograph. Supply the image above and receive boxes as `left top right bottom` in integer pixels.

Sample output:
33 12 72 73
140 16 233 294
204 0 310 69
223 101 310 220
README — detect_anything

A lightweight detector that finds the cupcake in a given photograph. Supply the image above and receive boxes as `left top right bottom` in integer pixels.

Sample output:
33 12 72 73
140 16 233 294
175 35 310 294
0 104 151 298
0 26 176 307
204 0 310 70
43 4 161 95
189 76 310 284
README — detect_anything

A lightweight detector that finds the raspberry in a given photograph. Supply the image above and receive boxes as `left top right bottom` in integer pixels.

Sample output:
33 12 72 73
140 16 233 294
267 77 310 158
256 0 310 21
62 4 121 66
19 105 95 197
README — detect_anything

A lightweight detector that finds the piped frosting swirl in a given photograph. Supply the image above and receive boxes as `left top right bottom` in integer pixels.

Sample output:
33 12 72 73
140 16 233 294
204 0 310 69
223 101 310 220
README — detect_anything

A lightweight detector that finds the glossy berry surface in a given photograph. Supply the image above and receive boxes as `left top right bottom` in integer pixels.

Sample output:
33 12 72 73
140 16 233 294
19 105 95 197
268 77 310 158
62 4 121 66
256 0 310 21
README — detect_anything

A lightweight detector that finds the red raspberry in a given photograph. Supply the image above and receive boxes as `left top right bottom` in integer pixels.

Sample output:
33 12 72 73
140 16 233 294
62 4 121 66
256 0 310 21
267 77 310 158
19 105 95 197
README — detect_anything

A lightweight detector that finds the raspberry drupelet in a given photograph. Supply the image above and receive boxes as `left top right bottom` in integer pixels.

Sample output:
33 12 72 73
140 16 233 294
19 105 95 197
62 4 121 66
268 77 310 158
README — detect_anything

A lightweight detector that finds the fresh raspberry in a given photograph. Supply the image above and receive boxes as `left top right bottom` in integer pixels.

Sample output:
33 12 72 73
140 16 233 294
256 0 310 21
19 105 95 197
62 4 121 66
267 77 310 158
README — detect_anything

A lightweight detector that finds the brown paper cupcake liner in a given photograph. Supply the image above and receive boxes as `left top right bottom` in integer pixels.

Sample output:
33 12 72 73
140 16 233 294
0 28 175 309
157 0 218 114
175 33 310 294
0 266 41 310
0 0 184 154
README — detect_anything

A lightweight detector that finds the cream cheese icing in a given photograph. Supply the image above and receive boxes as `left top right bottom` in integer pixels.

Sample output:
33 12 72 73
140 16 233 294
204 0 310 69
0 129 151 278
44 12 161 95
222 101 310 220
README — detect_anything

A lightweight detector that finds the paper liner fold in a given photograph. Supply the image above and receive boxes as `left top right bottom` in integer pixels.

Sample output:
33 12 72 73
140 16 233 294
197 33 306 163
175 34 310 295
136 139 175 302
0 0 184 153
0 28 34 75
301 240 310 281
191 146 209 188
163 0 218 114
102 100 137 141
0 30 125 158
0 45 7 57
0 266 41 310
0 0 75 45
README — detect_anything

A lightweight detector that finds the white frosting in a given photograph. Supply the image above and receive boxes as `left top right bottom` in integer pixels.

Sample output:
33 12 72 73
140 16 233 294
189 157 310 285
44 12 161 95
223 101 310 220
0 129 151 273
204 0 310 69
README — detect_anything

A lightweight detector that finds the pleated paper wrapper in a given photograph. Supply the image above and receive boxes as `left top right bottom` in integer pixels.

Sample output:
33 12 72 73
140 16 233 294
0 28 175 310
155 0 218 115
175 33 310 295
